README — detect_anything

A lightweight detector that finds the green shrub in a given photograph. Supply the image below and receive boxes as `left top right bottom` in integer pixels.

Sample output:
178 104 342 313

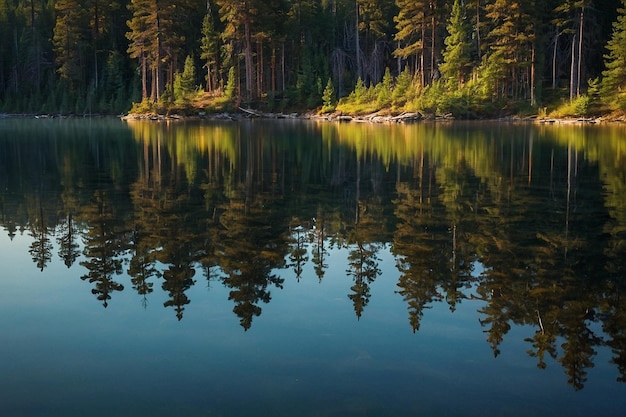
352 77 367 104
376 68 393 107
392 68 413 107
321 78 337 113
129 99 155 114
550 95 591 118
224 67 237 99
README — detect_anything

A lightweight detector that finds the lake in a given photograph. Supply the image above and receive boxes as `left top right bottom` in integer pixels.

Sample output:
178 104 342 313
1 117 625 416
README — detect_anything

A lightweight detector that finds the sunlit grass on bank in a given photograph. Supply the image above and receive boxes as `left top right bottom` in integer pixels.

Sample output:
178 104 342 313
124 73 626 122
128 91 235 117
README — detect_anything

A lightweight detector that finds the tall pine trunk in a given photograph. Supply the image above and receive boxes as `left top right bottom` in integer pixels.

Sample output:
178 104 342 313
420 19 426 87
570 32 576 101
355 0 362 81
576 7 584 97
430 2 436 84
531 45 536 106
552 29 558 89
244 14 254 100
141 53 147 100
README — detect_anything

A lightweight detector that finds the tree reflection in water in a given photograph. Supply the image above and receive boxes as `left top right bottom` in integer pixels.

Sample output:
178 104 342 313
1 119 626 389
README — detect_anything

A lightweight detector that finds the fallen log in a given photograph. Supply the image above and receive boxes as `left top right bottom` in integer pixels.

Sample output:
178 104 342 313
238 107 263 117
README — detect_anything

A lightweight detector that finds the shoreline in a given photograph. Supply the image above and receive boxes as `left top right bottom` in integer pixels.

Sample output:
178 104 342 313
3 110 625 124
119 109 626 125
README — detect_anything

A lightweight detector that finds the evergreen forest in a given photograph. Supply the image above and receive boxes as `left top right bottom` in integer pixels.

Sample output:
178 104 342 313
1 0 626 117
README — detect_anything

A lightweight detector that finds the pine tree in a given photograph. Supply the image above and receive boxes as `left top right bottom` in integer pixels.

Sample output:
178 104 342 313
126 0 197 103
216 0 257 100
392 66 413 106
0 0 624 114
358 0 396 84
19 0 53 96
482 0 536 101
173 55 197 102
103 50 128 113
126 0 158 101
394 0 440 87
200 9 221 92
439 0 472 88
554 0 592 100
321 77 336 112
602 0 626 111
53 0 89 90
376 67 393 106
394 0 428 75
224 65 237 99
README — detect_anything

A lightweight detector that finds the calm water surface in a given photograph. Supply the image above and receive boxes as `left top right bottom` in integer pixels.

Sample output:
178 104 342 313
1 118 625 416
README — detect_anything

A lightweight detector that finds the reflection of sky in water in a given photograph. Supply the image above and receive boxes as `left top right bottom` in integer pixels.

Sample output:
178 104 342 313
1 233 624 417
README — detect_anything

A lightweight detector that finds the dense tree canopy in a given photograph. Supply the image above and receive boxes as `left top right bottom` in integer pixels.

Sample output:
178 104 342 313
0 0 624 115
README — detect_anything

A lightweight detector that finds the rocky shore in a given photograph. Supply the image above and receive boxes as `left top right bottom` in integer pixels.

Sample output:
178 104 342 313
121 108 626 124
120 107 450 123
